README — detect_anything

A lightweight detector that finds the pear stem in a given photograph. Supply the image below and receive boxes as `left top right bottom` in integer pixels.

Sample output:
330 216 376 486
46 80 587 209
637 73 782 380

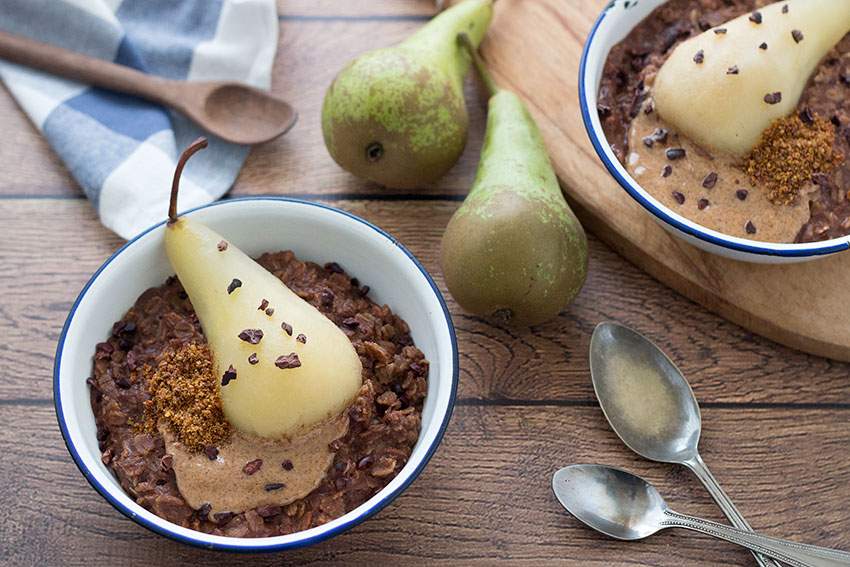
168 136 209 223
457 32 497 97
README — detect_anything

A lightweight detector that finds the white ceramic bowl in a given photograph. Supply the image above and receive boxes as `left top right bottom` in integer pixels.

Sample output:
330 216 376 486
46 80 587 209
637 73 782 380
579 0 850 263
54 197 458 551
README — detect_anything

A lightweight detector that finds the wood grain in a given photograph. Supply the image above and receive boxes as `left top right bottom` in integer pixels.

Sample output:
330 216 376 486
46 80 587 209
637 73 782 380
2 199 849 405
471 0 850 361
4 404 848 566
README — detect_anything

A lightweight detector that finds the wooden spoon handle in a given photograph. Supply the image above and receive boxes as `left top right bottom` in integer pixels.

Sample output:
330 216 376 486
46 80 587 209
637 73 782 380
0 29 179 107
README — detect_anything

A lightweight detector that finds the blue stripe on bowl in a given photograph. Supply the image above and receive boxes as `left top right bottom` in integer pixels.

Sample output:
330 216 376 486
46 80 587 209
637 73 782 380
54 197 459 552
578 6 850 258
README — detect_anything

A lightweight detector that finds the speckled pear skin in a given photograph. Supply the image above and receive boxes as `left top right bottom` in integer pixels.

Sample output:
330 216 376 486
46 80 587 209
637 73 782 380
321 0 493 189
440 90 589 326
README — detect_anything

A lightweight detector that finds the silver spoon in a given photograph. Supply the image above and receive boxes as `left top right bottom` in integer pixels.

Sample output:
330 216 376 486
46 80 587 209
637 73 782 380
589 321 779 567
552 464 850 567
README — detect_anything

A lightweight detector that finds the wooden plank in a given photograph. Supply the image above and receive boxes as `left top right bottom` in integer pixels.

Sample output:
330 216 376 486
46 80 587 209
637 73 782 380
0 18 484 198
5 404 848 566
467 0 850 361
3 199 849 404
0 86 74 196
278 0 436 19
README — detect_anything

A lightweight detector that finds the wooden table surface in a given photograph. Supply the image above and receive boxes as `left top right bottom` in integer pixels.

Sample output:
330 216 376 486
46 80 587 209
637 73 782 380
2 1 849 566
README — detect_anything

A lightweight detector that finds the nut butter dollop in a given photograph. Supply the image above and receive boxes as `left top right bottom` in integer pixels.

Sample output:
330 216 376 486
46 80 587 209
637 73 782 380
161 413 348 515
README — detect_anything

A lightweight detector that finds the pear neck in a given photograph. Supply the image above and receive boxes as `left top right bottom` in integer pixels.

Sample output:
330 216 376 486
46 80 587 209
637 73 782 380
402 0 492 86
470 91 559 196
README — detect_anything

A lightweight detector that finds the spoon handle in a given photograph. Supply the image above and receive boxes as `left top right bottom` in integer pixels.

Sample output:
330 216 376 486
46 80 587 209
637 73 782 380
663 509 850 567
0 30 179 108
683 454 781 567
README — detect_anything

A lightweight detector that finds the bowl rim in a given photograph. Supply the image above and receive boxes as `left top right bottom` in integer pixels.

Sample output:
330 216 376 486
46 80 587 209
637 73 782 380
53 196 459 552
578 2 850 258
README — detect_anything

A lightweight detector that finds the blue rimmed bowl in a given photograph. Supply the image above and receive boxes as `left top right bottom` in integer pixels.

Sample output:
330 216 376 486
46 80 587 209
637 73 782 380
579 0 850 263
54 197 458 551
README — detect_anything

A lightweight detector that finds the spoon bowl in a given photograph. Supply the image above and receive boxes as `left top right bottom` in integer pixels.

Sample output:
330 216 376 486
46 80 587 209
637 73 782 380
589 322 701 464
552 464 666 540
191 82 297 145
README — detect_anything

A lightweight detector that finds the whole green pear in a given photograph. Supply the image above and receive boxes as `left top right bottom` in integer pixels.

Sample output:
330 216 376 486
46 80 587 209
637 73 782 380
321 0 493 189
440 88 589 326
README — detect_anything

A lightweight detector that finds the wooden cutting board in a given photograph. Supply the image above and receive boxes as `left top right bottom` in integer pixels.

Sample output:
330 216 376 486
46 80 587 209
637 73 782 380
472 0 850 361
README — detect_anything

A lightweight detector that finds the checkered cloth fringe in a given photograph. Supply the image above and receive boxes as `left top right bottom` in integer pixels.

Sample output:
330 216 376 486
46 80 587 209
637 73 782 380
0 0 278 239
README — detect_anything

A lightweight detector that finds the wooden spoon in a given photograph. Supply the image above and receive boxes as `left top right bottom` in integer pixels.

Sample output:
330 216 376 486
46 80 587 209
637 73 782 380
0 30 296 145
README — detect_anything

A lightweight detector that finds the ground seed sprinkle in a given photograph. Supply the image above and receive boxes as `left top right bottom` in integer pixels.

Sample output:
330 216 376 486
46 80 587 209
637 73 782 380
142 341 230 452
741 111 844 205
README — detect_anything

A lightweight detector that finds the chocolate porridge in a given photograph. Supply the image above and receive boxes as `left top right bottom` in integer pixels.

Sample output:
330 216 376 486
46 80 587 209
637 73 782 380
598 0 850 242
89 252 427 538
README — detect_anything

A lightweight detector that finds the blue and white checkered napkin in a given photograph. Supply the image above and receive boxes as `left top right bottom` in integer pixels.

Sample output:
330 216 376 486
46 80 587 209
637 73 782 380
0 0 278 239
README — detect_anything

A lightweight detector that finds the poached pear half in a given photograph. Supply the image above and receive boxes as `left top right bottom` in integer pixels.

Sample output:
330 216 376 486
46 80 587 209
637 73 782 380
654 0 850 154
164 139 362 439
321 0 493 188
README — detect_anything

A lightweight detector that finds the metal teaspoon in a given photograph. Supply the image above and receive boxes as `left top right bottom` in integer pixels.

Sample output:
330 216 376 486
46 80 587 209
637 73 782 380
552 464 850 567
589 321 779 567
